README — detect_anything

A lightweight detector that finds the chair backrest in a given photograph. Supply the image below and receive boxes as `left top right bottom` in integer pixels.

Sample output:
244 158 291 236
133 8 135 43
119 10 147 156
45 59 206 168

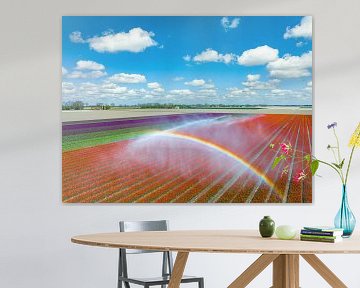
118 220 174 281
119 220 169 254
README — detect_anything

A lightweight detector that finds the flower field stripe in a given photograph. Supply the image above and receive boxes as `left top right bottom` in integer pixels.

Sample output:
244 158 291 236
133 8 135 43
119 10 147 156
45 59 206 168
64 150 183 202
171 159 239 203
233 116 296 203
121 143 237 203
63 145 183 201
227 117 294 203
63 142 131 182
190 163 241 203
155 160 230 203
281 119 301 202
270 116 301 202
167 116 284 203
304 117 313 202
62 113 229 135
245 118 295 203
264 119 299 202
266 118 300 203
62 113 312 203
149 151 237 203
62 125 170 152
130 150 218 202
93 152 192 202
155 130 280 197
200 117 291 203
120 156 214 203
65 148 185 202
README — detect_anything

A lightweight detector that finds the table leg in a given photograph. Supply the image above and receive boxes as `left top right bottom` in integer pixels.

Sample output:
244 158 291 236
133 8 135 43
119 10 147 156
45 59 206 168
301 254 347 288
272 254 299 288
228 254 279 288
168 252 189 288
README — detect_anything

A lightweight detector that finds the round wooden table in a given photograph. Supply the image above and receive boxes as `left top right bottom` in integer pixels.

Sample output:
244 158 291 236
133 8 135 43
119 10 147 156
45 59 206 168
72 230 360 288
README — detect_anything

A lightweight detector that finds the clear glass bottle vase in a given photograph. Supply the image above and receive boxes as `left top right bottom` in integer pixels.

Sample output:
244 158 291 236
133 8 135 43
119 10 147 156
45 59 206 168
334 185 356 237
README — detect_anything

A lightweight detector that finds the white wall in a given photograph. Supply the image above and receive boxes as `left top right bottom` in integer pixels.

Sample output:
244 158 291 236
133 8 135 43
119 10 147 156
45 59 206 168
1 0 360 287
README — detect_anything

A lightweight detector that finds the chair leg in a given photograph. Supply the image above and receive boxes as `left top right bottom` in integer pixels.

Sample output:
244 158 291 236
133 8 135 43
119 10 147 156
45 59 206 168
199 278 204 288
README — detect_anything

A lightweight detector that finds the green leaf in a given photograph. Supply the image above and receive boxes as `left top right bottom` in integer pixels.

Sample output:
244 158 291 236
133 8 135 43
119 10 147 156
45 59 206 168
311 160 319 176
272 155 286 169
339 158 345 169
332 162 341 169
304 154 311 163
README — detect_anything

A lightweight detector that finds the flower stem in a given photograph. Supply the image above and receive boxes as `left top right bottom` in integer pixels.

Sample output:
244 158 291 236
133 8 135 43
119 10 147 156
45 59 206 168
316 159 344 184
333 128 345 181
345 145 356 185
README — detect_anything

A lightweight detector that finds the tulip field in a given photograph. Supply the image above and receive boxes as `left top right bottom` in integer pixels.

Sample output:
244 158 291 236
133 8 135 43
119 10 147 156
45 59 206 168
62 113 312 203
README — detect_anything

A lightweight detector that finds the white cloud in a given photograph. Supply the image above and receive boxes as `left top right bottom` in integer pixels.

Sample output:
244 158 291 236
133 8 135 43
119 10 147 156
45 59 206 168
147 82 161 89
271 89 292 96
173 76 184 81
296 41 305 47
183 55 191 62
221 17 240 31
304 81 313 92
267 51 312 78
246 74 261 82
108 73 146 83
198 89 217 96
169 89 193 96
227 87 256 96
203 83 215 89
193 49 234 64
69 31 85 43
62 82 75 94
100 83 128 94
75 60 105 71
70 28 158 53
185 79 206 86
242 79 280 90
284 16 312 39
152 87 165 93
146 82 164 94
62 67 68 75
66 70 107 79
238 45 279 66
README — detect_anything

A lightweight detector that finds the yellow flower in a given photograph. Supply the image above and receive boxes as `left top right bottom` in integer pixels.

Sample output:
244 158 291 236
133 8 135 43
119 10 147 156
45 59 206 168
349 122 360 147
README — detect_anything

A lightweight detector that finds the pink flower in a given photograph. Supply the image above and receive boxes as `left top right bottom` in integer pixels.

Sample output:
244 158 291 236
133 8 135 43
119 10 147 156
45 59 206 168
294 170 307 182
280 143 291 154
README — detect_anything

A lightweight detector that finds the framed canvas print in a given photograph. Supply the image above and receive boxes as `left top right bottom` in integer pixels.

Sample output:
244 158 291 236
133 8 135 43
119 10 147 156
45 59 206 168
62 16 312 203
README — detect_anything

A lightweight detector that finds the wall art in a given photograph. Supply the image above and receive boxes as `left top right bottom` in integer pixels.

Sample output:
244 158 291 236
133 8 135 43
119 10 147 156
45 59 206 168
62 16 312 203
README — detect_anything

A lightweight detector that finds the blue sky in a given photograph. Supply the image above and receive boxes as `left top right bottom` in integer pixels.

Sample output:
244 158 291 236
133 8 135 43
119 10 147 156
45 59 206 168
62 16 312 106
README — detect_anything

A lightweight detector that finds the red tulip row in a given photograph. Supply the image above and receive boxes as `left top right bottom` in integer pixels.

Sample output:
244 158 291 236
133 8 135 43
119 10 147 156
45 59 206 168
62 114 312 203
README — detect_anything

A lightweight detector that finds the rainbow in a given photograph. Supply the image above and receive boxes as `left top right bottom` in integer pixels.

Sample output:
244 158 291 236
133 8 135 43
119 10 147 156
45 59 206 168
156 130 280 197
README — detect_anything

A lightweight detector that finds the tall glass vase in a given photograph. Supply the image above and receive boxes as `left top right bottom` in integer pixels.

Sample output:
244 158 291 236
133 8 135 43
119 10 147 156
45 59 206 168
334 185 356 237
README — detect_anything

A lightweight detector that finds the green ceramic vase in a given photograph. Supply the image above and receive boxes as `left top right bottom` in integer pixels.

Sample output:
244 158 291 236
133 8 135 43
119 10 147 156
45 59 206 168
259 216 275 238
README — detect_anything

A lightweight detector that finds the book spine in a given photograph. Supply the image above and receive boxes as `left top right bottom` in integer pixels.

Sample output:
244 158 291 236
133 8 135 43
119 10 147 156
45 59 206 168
300 237 336 243
301 230 335 236
300 234 337 240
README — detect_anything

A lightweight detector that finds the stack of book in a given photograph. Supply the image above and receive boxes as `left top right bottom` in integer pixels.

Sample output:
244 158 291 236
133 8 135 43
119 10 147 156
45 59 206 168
300 226 344 243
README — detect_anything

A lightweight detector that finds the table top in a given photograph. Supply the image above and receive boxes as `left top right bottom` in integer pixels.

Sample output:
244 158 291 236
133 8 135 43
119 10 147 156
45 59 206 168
71 230 360 254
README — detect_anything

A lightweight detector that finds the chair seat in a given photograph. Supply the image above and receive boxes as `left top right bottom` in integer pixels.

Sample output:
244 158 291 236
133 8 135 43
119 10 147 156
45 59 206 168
119 274 202 285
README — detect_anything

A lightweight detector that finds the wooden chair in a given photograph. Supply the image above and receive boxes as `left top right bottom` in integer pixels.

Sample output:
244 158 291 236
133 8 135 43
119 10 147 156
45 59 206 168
118 220 204 288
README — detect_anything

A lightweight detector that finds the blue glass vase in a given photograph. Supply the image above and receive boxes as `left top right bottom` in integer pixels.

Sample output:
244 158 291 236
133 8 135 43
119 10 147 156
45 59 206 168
334 185 356 237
